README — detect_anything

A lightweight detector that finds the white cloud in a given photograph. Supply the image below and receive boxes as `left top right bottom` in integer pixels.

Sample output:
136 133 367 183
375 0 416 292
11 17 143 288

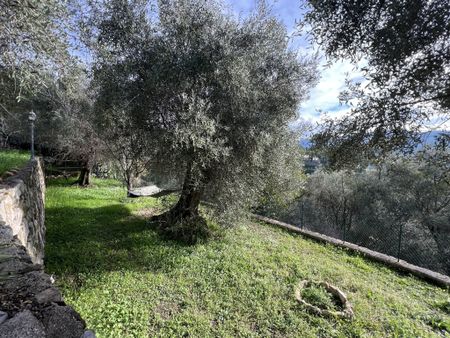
297 57 365 125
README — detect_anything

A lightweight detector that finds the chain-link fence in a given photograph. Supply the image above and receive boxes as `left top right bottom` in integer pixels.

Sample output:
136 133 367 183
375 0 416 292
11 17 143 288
261 197 450 277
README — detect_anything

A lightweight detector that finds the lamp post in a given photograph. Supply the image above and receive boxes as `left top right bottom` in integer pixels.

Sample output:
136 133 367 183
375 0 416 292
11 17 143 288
28 111 36 160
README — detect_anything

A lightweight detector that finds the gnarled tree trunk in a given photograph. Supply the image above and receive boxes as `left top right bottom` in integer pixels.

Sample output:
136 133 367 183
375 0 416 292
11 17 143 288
153 162 205 226
77 166 90 186
169 183 203 220
168 164 204 220
149 162 214 244
126 173 133 197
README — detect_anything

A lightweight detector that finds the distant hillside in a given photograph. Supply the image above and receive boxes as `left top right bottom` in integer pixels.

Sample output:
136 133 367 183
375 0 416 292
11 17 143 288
299 130 449 150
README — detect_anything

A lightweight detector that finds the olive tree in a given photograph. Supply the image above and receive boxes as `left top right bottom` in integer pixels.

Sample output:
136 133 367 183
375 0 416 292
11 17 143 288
94 104 152 194
87 0 155 193
27 66 103 186
92 0 318 236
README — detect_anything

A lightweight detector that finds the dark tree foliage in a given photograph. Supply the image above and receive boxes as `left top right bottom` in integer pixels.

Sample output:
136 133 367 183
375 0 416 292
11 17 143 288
1 0 70 149
85 0 152 193
304 0 450 167
0 0 72 101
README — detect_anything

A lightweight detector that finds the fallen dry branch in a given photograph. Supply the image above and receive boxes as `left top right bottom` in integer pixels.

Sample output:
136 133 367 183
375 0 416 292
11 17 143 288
295 280 354 319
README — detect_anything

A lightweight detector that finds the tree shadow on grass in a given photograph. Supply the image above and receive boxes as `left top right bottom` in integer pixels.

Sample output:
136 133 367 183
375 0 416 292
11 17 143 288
45 203 196 277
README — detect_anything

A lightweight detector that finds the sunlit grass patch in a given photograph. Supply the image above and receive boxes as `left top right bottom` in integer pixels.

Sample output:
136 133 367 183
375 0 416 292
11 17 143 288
45 178 450 337
0 149 29 176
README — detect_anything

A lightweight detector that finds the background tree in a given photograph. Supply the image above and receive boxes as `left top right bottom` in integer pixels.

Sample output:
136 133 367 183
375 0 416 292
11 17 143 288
45 69 102 187
86 0 154 193
255 129 307 218
50 69 102 186
0 0 93 184
269 141 450 274
91 0 318 239
303 0 450 166
94 104 151 194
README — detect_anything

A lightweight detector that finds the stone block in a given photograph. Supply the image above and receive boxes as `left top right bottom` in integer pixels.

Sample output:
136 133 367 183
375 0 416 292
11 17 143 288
0 310 45 338
42 305 86 338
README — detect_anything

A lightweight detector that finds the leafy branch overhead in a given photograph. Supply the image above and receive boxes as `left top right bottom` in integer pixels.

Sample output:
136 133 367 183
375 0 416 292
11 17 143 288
0 0 73 100
304 0 450 166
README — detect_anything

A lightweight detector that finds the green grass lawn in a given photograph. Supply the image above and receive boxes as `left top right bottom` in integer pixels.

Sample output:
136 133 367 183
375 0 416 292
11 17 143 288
45 178 450 337
0 149 29 176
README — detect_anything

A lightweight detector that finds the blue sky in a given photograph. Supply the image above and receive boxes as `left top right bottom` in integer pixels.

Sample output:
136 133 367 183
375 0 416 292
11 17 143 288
226 1 450 133
226 0 362 127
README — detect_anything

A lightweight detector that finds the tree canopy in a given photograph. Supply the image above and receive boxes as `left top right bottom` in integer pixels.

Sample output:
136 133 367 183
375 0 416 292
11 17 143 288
90 0 317 237
304 0 450 166
0 0 86 166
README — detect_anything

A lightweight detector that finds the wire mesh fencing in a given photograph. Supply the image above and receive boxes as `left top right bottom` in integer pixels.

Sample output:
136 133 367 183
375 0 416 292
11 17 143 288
260 197 450 277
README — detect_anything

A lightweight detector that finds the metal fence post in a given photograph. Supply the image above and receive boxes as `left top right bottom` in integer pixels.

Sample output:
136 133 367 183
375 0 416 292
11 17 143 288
397 223 403 262
301 199 304 229
28 111 36 160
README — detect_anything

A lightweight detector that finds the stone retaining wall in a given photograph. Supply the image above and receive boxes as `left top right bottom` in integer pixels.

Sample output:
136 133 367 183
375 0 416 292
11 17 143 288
0 159 92 337
0 159 46 265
